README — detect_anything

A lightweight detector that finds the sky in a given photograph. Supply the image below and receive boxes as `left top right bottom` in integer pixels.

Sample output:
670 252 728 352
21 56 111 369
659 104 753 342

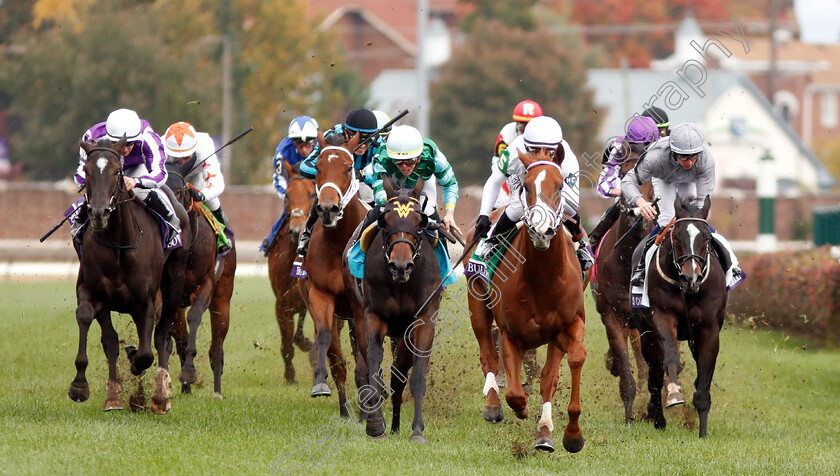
795 0 840 44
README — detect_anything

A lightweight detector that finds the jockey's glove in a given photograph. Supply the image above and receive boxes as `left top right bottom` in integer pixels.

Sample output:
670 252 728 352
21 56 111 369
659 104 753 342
189 188 205 202
474 215 492 239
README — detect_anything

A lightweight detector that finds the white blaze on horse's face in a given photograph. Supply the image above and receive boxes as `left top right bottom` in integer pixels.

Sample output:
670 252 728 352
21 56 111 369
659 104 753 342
687 223 702 271
528 170 554 235
96 157 108 174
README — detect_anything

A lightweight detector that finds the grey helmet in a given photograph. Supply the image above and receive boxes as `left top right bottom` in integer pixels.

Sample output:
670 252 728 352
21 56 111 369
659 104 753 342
669 123 705 155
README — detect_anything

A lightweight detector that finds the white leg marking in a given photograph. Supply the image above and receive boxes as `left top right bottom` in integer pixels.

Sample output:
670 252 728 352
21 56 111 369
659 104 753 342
483 372 499 396
539 401 554 432
667 382 681 395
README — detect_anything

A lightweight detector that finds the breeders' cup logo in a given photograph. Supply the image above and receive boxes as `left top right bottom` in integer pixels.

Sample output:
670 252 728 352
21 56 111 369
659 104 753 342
565 172 578 189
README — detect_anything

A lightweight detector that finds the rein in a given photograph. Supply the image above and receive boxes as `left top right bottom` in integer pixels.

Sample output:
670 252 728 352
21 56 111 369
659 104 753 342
381 196 424 262
315 146 359 220
86 149 143 249
653 217 711 288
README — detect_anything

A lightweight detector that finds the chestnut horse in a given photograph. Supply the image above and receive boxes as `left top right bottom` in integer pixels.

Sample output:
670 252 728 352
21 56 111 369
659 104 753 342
590 146 652 424
465 149 586 453
70 138 189 414
299 133 367 417
164 160 236 398
267 175 316 383
635 195 727 438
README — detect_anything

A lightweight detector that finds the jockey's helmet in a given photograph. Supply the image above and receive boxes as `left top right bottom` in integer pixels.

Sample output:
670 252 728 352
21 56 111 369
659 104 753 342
642 106 669 129
523 116 563 150
163 122 198 159
513 100 542 122
343 107 378 137
625 116 659 144
105 108 142 142
386 125 423 160
669 123 706 155
288 116 319 141
372 110 392 139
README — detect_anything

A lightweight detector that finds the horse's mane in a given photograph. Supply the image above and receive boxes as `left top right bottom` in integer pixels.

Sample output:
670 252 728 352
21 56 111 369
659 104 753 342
385 174 412 192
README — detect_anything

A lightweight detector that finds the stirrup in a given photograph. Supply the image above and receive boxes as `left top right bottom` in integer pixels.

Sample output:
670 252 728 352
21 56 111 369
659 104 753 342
630 268 645 286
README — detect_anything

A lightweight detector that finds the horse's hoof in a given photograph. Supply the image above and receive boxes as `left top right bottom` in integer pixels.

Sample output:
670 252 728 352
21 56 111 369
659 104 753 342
178 368 197 386
483 405 503 423
284 368 296 384
150 397 171 415
521 382 532 395
181 383 192 394
213 392 223 400
409 434 427 444
666 393 685 408
562 433 585 453
68 383 90 402
513 407 528 420
310 382 331 397
103 398 123 411
366 419 387 438
295 335 313 352
496 376 506 388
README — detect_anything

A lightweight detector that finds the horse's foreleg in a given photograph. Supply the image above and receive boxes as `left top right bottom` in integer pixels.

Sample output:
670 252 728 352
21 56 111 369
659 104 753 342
500 332 527 420
468 287 503 423
693 324 720 438
276 299 297 384
208 279 232 399
151 296 176 415
179 282 213 391
390 339 413 435
308 287 335 397
638 318 666 429
363 311 387 438
326 319 348 417
129 301 156 376
350 315 369 423
629 328 649 390
171 308 189 389
603 310 636 424
558 317 586 453
408 317 434 444
97 310 123 411
534 344 564 452
652 310 683 408
69 291 95 403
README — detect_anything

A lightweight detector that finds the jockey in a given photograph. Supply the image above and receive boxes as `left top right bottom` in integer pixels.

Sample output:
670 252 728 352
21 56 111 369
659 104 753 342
162 121 232 255
623 122 741 286
588 116 659 251
73 108 181 249
492 100 542 209
272 115 320 200
642 106 670 138
296 107 384 257
474 115 594 271
364 125 462 237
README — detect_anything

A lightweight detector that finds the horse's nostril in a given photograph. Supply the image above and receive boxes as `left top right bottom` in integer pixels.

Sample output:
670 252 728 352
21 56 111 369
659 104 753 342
404 262 415 275
388 262 399 275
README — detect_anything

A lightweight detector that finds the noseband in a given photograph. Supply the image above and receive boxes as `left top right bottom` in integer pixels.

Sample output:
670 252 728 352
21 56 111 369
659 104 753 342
87 147 130 213
380 197 424 262
315 146 359 221
521 160 565 241
655 217 711 287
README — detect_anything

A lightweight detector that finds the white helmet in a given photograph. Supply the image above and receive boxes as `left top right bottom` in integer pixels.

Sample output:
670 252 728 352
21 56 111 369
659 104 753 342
372 110 391 138
163 122 198 158
669 123 705 155
288 116 319 140
523 116 563 150
105 108 142 142
386 125 423 160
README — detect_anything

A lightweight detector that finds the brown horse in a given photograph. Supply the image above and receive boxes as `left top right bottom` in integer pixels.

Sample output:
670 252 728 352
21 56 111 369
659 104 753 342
299 133 367 417
164 160 236 398
465 149 587 453
351 179 441 443
267 175 316 383
70 138 190 414
634 195 727 437
590 147 652 424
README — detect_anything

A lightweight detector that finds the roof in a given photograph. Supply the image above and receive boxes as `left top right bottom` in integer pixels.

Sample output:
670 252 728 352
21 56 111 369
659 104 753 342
729 37 840 85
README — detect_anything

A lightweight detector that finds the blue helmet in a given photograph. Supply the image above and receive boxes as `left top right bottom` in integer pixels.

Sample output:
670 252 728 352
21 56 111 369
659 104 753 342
288 116 319 140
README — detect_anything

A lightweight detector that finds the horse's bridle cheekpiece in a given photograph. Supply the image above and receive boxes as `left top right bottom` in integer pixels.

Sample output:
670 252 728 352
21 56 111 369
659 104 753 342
315 146 359 221
380 196 425 262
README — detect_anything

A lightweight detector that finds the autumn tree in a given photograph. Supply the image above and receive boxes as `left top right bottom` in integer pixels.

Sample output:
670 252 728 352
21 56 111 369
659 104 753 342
430 18 602 185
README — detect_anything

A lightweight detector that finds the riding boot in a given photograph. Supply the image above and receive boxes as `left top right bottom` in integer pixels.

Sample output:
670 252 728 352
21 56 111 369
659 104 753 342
588 201 621 251
71 204 88 247
296 202 319 257
211 207 232 255
565 213 594 272
478 212 517 260
630 236 656 286
144 191 176 225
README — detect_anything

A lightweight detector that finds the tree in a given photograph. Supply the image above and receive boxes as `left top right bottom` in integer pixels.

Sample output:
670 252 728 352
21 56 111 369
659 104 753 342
458 0 539 33
430 18 602 186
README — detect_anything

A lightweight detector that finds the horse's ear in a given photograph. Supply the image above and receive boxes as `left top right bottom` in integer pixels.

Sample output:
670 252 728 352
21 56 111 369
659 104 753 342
80 140 93 154
518 147 535 168
419 213 429 230
674 194 688 219
346 131 360 152
411 177 424 199
700 195 712 218
383 176 397 199
114 134 127 151
317 130 326 149
377 212 387 229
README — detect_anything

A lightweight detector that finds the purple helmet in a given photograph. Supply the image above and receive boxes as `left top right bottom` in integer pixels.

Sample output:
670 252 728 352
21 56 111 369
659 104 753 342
625 116 660 144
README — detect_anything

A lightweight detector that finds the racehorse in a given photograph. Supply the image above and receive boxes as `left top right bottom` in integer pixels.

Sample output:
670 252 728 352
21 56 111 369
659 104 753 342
634 195 727 438
465 148 587 453
164 159 236 398
299 132 368 417
351 179 441 443
267 175 316 383
69 137 190 414
590 146 652 424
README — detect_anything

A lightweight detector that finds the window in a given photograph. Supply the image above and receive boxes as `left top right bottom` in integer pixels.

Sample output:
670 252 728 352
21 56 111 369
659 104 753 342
820 91 837 128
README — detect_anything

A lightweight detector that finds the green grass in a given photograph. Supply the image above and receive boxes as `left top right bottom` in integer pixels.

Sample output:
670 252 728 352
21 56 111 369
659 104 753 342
1 277 838 475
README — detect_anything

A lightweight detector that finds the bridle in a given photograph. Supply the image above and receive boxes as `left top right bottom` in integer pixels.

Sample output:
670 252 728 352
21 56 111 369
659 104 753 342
380 196 425 262
654 217 711 288
521 160 565 242
286 176 312 221
315 146 359 221
86 147 142 249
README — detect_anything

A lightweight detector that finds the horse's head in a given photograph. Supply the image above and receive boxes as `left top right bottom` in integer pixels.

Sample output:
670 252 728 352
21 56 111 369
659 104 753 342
164 155 195 206
81 137 127 230
519 148 565 251
378 178 427 282
670 194 712 294
285 176 316 240
313 132 359 227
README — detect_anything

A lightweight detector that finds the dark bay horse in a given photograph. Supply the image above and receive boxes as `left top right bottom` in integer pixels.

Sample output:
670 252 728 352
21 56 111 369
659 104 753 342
465 149 587 453
635 195 727 437
299 133 367 417
164 160 236 398
590 147 652 424
351 179 441 443
268 175 315 383
70 138 190 414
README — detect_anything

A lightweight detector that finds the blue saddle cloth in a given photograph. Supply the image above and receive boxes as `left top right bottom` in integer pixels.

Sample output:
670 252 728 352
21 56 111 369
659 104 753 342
348 232 458 286
260 210 287 254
